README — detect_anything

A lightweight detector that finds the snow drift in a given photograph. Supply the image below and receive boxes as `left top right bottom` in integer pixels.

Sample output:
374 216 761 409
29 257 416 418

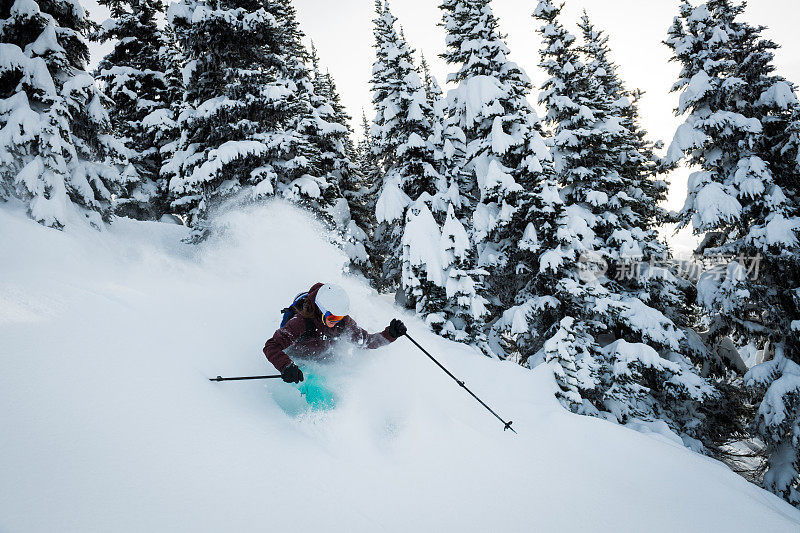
1 200 799 532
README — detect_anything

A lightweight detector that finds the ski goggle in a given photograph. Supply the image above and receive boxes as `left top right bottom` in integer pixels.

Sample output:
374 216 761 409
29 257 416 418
323 311 345 328
317 302 345 327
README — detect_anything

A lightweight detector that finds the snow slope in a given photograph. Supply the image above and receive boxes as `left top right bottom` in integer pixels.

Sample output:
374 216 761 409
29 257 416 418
2 200 799 533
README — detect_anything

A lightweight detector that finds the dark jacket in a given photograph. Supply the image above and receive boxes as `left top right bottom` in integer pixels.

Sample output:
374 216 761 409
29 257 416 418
263 283 397 371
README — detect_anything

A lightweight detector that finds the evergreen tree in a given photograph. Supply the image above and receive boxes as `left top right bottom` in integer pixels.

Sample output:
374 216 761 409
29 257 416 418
579 13 668 232
307 42 369 271
493 160 566 365
431 81 466 218
401 196 448 326
420 52 458 219
352 110 380 236
311 42 356 160
270 0 342 213
666 0 800 505
370 1 442 292
158 22 186 112
306 41 357 207
93 0 173 220
165 0 291 232
0 0 128 228
531 0 713 427
165 0 351 235
419 53 443 109
439 204 490 346
771 104 800 208
268 4 372 273
579 12 709 377
153 22 184 213
544 317 588 411
439 0 552 352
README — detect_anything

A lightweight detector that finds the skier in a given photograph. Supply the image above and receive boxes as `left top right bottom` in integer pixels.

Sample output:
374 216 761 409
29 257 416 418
264 283 407 383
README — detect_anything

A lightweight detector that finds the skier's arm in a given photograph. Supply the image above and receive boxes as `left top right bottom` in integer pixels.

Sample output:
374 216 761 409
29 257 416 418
343 317 397 349
263 317 306 371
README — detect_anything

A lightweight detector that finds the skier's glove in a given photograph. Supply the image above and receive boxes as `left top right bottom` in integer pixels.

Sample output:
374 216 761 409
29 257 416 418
281 362 304 383
388 319 407 338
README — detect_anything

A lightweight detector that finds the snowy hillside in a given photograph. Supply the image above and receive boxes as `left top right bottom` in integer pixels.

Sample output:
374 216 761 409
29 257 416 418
2 201 799 532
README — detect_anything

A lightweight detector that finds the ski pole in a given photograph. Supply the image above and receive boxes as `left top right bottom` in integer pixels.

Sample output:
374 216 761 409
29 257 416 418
403 334 516 434
209 374 282 382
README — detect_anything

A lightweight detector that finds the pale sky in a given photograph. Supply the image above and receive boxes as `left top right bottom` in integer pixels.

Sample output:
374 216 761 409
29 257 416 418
82 0 800 253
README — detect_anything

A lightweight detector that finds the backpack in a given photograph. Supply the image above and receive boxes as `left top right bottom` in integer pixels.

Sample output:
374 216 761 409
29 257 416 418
280 291 310 328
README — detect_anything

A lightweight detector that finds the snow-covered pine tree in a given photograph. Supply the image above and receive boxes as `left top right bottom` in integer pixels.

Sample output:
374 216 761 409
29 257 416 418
493 163 566 364
666 0 800 505
369 1 442 292
352 110 380 238
431 78 466 219
438 0 552 350
579 12 713 389
310 42 356 161
578 13 668 233
543 317 588 411
531 0 713 428
152 22 184 214
158 22 185 115
306 41 369 272
403 51 470 326
420 51 459 219
0 0 128 228
93 0 173 220
166 0 349 235
165 0 292 232
335 109 381 278
770 102 800 212
438 204 490 347
418 53 443 110
306 41 356 204
400 196 448 328
269 0 343 214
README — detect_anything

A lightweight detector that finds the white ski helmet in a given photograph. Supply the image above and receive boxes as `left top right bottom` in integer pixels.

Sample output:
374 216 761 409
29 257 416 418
315 283 350 317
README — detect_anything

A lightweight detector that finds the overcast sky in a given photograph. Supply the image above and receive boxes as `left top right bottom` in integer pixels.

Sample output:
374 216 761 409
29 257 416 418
82 0 800 251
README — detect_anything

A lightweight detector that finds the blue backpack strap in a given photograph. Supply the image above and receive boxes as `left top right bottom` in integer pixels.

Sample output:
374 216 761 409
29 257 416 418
280 292 309 328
